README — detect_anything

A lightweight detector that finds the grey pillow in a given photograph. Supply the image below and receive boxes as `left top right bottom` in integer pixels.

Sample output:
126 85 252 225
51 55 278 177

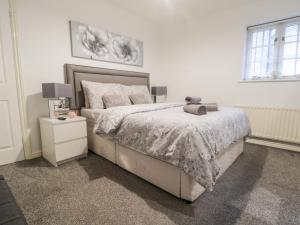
122 85 152 103
129 94 153 104
102 94 131 108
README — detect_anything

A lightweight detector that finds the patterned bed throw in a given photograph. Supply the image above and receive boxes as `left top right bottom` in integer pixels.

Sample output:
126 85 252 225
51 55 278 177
95 103 250 191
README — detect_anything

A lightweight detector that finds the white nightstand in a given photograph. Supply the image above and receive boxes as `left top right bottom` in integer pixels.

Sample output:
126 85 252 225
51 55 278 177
40 116 88 167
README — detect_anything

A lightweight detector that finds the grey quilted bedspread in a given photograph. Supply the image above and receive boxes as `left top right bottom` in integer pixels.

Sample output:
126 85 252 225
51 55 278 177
95 103 250 191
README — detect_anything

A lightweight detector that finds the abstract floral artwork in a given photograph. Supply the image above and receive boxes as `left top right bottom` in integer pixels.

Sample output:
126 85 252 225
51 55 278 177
70 21 143 66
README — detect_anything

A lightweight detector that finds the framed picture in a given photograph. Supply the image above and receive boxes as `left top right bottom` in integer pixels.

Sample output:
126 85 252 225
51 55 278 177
70 21 143 67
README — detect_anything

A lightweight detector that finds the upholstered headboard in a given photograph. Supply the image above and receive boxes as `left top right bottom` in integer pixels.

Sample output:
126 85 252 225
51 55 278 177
64 64 150 109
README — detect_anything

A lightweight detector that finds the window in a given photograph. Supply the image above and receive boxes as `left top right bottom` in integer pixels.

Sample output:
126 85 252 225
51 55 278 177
245 17 300 80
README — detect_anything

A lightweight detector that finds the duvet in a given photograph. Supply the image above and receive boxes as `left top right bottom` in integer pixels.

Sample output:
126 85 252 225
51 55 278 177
95 103 250 191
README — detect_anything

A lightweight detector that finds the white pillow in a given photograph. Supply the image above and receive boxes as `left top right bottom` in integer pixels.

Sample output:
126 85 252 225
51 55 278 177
81 81 131 109
122 85 152 104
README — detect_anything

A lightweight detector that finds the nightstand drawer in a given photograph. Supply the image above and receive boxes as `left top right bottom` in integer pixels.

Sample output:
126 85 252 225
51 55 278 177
55 138 87 162
54 121 87 143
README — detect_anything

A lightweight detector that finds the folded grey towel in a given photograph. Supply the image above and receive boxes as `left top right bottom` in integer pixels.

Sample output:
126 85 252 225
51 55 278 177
183 104 207 115
185 96 202 104
201 103 218 111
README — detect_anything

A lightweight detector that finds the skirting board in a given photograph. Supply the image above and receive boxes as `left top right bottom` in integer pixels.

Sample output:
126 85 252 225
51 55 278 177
246 137 300 153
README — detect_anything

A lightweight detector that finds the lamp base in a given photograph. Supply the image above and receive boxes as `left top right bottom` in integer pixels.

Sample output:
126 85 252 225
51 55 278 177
152 95 167 104
48 99 69 119
48 99 56 119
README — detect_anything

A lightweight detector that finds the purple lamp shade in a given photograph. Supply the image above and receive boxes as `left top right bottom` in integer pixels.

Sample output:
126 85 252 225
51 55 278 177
151 86 167 103
42 83 72 98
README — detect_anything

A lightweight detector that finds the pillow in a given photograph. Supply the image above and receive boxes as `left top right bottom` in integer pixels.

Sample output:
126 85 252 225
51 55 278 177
81 83 90 108
102 94 130 108
129 94 152 104
122 85 152 104
81 80 131 109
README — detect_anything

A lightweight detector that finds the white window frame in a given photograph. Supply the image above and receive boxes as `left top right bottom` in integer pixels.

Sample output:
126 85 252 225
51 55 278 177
244 16 300 81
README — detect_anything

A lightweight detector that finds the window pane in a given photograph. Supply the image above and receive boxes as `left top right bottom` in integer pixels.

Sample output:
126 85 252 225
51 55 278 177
285 36 298 42
261 61 267 74
271 29 276 39
264 30 270 45
285 24 298 37
255 47 262 61
250 63 256 76
282 59 296 75
256 31 263 47
280 22 300 77
251 49 256 61
283 42 297 58
296 60 300 75
246 27 276 79
252 32 257 47
262 47 269 60
255 63 261 74
246 19 300 80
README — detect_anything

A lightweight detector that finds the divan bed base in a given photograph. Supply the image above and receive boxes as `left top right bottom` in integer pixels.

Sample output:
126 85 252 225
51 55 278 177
87 126 244 202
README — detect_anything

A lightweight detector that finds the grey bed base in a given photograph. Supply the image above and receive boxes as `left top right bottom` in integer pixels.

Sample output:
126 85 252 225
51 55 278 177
86 125 244 202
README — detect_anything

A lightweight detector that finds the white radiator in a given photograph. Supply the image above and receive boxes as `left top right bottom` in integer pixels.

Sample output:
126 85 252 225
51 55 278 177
237 106 300 145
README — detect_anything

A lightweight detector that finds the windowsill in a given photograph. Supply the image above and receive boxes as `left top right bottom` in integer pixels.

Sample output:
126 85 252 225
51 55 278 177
239 78 300 83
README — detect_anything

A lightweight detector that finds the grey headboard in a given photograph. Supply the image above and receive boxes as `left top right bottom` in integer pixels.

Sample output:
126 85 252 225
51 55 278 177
64 64 150 109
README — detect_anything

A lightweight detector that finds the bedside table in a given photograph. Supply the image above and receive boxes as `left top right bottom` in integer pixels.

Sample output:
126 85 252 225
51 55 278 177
40 116 88 167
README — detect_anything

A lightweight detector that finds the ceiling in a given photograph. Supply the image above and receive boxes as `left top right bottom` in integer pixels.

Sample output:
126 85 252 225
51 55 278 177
107 0 262 25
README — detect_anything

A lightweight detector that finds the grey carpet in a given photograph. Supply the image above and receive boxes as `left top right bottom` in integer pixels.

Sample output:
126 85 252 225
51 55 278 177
0 143 299 225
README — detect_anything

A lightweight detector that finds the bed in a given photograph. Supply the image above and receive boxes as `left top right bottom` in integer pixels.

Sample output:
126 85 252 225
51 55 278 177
65 64 249 202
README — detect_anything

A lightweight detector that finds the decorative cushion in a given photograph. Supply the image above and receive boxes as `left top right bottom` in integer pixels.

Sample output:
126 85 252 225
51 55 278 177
81 81 131 109
102 94 131 108
129 94 152 104
122 85 152 104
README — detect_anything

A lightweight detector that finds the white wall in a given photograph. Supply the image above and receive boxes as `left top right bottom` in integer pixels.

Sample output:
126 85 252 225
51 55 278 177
160 0 300 108
16 0 163 154
16 0 300 155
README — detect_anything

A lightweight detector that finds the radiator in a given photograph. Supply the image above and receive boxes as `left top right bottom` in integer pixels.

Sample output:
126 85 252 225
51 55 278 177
237 106 300 145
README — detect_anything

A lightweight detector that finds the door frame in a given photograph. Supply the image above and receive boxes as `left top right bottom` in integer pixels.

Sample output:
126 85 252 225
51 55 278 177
8 0 32 159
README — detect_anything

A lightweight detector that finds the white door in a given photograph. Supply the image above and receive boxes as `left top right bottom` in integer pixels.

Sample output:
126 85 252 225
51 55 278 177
0 0 24 165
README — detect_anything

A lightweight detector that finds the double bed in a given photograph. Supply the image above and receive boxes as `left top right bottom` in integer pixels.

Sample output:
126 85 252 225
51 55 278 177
65 64 250 202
